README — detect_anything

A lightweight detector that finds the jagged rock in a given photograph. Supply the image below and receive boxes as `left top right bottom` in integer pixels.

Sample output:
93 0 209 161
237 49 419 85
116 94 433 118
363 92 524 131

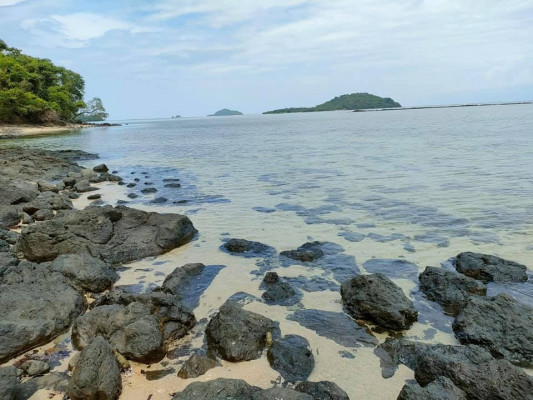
0 366 17 400
93 164 109 173
397 377 467 400
17 205 197 263
162 263 205 295
0 206 20 229
68 336 121 400
267 335 314 382
280 241 324 262
341 273 417 330
253 388 313 400
453 294 533 366
172 378 260 400
295 381 350 400
178 352 221 379
21 360 50 376
206 301 274 361
455 252 528 283
0 264 84 363
50 253 119 293
419 266 487 315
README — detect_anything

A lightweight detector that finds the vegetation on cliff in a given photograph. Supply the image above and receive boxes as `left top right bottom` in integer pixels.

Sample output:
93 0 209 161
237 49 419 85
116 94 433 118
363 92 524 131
263 93 401 114
0 39 107 124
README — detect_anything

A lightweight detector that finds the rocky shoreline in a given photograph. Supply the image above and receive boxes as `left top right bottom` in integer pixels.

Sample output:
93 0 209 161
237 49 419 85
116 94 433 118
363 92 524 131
0 148 532 400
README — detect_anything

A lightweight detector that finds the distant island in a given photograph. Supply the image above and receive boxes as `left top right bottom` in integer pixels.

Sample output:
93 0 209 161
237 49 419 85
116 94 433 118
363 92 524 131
171 115 181 119
208 109 243 116
263 93 401 114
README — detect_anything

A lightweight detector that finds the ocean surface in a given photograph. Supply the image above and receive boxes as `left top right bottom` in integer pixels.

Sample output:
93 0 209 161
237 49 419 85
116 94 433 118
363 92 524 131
3 104 533 399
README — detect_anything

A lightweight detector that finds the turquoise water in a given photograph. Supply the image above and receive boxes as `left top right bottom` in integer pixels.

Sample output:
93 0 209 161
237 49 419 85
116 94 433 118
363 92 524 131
3 104 533 398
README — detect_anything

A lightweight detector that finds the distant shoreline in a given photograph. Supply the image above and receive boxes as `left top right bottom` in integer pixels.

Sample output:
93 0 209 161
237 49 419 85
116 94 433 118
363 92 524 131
0 122 119 139
353 101 533 112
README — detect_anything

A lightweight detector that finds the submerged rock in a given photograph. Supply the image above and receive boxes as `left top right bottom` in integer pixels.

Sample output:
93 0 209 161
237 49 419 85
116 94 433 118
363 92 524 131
341 273 417 330
452 293 533 366
206 301 274 362
0 366 17 400
222 238 275 257
419 266 486 315
68 336 122 400
172 378 260 399
280 241 324 262
17 205 197 264
162 263 205 295
295 381 350 400
397 377 467 400
455 252 528 283
267 335 314 382
178 352 221 379
262 281 300 306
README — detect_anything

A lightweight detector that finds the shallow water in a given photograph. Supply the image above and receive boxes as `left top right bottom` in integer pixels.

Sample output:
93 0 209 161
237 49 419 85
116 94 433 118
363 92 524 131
3 105 533 398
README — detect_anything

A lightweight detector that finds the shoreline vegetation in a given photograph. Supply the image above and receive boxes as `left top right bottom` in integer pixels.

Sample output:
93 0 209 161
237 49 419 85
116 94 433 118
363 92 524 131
353 100 533 112
0 122 119 138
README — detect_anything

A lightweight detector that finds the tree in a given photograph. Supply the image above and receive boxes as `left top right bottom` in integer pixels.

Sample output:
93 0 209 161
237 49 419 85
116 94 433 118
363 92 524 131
76 97 108 121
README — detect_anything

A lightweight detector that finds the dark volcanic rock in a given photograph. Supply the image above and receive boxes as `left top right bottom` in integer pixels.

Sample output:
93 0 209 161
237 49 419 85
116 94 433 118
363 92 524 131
341 273 418 330
419 266 487 315
32 208 54 221
93 164 109 173
222 238 275 257
0 366 17 400
165 183 181 188
162 263 206 295
23 191 73 214
0 205 20 229
87 194 101 200
267 335 314 382
253 388 312 400
455 252 528 283
452 293 533 366
68 336 122 400
178 352 221 379
263 272 279 285
295 381 350 400
141 187 157 194
262 280 300 306
0 264 85 363
0 179 39 206
397 377 467 400
17 205 197 264
51 253 119 293
280 241 324 262
206 301 274 362
172 378 260 400
74 180 98 193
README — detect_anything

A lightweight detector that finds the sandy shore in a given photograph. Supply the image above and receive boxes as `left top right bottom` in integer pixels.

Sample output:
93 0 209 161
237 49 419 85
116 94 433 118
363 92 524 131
0 124 90 138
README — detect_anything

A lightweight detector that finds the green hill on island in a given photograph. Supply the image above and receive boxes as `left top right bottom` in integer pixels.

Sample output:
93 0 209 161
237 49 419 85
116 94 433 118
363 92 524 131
208 108 243 116
0 39 107 124
263 93 401 114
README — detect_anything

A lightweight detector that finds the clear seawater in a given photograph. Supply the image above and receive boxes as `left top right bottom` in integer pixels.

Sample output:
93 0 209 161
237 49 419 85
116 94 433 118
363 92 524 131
3 104 533 398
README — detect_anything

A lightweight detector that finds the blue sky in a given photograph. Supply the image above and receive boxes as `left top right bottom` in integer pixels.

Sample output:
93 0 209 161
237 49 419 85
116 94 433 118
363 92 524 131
1 0 532 119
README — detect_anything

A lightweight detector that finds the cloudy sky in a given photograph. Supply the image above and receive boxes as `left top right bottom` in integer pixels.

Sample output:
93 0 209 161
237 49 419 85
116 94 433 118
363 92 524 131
1 0 532 119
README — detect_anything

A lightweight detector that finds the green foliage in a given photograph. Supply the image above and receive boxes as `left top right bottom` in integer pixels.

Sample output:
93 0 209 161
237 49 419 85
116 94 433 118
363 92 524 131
0 39 103 123
209 108 243 116
77 97 109 121
264 93 401 114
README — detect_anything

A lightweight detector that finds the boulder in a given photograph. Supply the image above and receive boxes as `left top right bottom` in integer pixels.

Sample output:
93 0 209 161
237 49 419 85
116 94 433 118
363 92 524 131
74 180 98 193
32 208 54 221
87 194 101 200
0 179 39 205
0 366 17 400
455 252 528 283
341 273 418 330
0 264 85 363
280 241 324 262
222 238 275 257
419 266 486 315
253 388 313 400
68 336 122 400
397 377 467 400
37 180 59 193
262 281 300 306
295 381 350 400
162 263 205 295
17 205 197 264
172 378 260 400
21 359 50 376
206 301 274 361
178 352 221 379
93 164 109 173
453 294 533 366
50 253 119 293
0 206 20 229
267 335 314 382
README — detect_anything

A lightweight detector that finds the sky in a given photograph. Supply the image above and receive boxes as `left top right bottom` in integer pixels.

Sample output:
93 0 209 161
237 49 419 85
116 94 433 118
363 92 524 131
1 0 532 119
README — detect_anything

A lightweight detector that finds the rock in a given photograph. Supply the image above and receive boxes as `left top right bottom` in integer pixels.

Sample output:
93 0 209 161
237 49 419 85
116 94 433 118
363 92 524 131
74 180 98 193
0 366 17 400
87 194 101 200
222 238 275 256
0 206 20 229
0 239 9 252
50 253 119 293
280 241 324 262
68 336 122 400
93 164 109 173
37 180 59 193
0 179 39 205
452 293 533 366
0 264 85 363
32 208 54 221
17 205 197 264
262 281 300 306
144 368 175 381
21 212 32 224
263 272 279 285
68 192 80 199
455 252 528 283
141 187 157 194
0 252 18 267
178 352 221 379
267 335 314 382
341 273 418 330
172 378 260 400
14 372 70 398
152 197 168 204
419 266 487 315
68 352 80 371
127 193 138 199
21 360 50 376
23 192 73 215
126 183 136 188
165 183 181 188
206 301 274 361
295 381 350 400
63 177 77 187
397 377 467 400
162 263 205 295
253 388 313 400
